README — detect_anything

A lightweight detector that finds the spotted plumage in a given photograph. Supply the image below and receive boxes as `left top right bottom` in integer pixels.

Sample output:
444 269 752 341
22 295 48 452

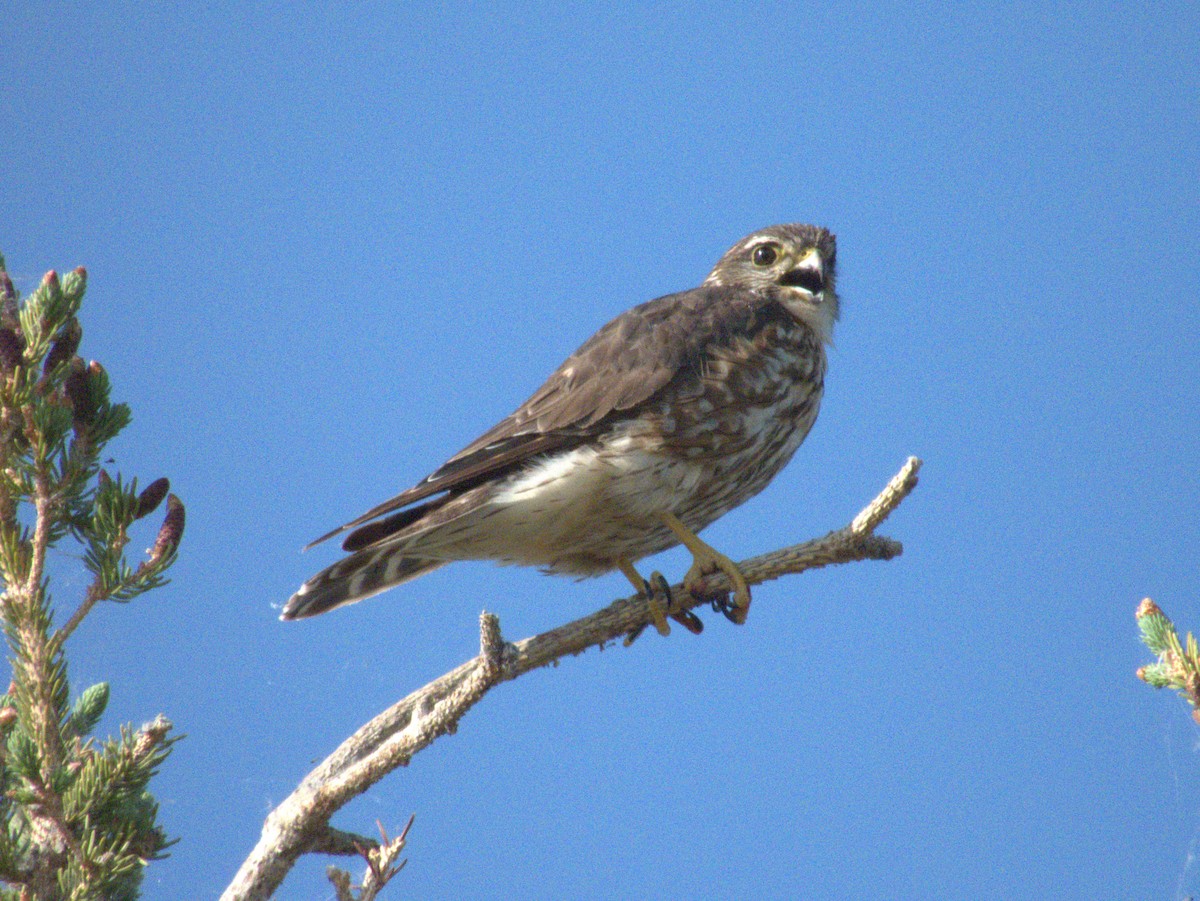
282 224 838 622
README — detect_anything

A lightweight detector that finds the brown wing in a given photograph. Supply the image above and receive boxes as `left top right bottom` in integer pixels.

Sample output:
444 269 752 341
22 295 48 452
308 284 770 550
303 431 576 549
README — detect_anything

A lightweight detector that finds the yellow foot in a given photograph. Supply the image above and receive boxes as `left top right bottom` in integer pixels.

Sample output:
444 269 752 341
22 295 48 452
659 512 752 625
617 559 705 638
618 559 671 637
649 571 705 635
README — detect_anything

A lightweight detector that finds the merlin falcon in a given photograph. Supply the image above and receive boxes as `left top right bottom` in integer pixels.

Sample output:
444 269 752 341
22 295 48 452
282 224 838 633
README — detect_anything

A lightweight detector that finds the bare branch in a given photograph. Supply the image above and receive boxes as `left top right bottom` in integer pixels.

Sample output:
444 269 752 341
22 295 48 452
222 456 921 900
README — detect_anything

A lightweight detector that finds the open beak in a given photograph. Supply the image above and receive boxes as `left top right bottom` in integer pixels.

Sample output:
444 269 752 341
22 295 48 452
778 247 825 294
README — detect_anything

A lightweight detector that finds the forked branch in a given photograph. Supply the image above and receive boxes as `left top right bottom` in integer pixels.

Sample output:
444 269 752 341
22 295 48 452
222 456 922 900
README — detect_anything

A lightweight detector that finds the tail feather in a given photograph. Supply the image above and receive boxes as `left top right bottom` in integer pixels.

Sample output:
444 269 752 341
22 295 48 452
280 545 444 620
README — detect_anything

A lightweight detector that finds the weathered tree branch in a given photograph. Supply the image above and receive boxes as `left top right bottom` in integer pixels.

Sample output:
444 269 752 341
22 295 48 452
222 456 922 900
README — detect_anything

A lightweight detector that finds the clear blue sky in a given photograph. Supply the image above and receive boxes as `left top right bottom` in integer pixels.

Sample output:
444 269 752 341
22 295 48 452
5 3 1199 898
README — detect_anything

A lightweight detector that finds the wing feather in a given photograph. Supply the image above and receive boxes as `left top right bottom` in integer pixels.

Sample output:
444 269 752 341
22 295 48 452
309 284 770 550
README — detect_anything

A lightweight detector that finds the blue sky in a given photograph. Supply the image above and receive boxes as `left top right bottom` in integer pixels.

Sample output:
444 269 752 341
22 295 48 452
4 2 1199 898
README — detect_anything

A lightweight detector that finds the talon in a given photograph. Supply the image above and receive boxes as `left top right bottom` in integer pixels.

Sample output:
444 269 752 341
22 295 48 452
616 556 707 638
711 594 741 624
623 623 648 646
648 571 672 599
660 512 752 625
618 558 671 638
649 571 704 633
671 608 705 634
645 571 672 637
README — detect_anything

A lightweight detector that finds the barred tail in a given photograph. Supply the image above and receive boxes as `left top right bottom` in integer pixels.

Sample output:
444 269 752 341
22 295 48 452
280 546 444 620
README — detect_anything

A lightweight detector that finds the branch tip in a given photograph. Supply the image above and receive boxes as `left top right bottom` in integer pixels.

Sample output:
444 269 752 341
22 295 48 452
479 611 504 673
1136 597 1161 620
849 455 922 535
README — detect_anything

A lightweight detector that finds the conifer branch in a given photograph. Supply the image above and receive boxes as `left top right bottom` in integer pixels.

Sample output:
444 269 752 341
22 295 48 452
1136 598 1200 722
0 257 183 897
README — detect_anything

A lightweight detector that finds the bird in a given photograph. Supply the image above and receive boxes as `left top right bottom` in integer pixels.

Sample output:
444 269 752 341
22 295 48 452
282 223 838 634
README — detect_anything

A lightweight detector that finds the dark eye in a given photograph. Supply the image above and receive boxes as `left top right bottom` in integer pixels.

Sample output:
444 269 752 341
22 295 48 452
751 244 779 266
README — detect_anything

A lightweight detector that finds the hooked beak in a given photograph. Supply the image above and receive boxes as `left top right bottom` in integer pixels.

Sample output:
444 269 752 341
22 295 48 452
778 247 825 294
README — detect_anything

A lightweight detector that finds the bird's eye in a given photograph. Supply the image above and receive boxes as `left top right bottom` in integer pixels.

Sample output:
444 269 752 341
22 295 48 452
751 244 779 266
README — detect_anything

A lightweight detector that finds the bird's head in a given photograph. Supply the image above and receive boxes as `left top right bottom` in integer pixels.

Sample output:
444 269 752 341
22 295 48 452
705 224 839 343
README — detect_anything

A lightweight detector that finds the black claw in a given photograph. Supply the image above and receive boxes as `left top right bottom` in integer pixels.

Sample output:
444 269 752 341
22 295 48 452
648 572 673 609
631 573 704 638
711 594 741 623
648 573 704 635
671 609 705 635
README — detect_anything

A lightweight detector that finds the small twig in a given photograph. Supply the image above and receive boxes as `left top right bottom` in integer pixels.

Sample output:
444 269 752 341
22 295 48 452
326 815 412 901
361 816 413 897
58 493 185 644
56 582 104 644
222 457 922 900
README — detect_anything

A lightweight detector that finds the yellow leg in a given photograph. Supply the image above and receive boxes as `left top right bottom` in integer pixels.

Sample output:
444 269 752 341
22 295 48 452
659 512 752 624
618 558 671 637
